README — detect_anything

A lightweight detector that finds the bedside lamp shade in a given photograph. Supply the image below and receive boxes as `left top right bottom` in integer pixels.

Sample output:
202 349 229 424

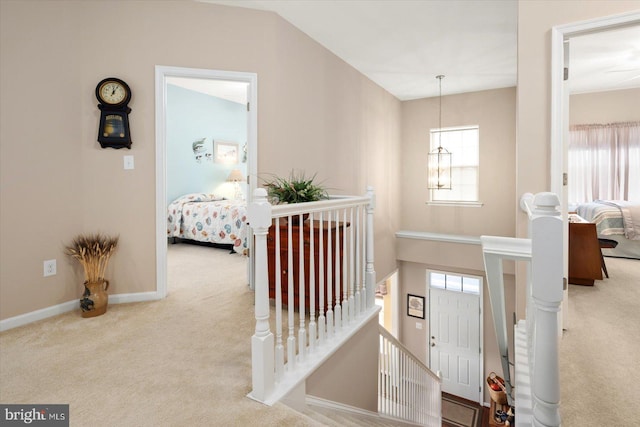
227 169 244 182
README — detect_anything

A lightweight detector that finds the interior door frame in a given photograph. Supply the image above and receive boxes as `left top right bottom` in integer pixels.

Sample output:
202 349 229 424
154 65 258 298
550 11 640 329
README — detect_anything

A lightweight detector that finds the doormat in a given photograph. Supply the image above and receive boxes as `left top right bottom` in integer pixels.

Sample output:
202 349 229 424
442 393 483 427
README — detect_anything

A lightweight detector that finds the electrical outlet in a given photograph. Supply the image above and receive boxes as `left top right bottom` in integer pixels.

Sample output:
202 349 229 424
44 259 57 277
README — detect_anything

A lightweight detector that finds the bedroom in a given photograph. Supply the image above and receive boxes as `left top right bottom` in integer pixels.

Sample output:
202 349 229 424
567 25 640 273
165 76 250 261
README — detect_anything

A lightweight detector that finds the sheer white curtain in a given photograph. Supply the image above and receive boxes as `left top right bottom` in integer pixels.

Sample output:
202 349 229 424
569 122 640 204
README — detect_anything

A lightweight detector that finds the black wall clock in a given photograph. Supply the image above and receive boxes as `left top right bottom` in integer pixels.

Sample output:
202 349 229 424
96 77 132 149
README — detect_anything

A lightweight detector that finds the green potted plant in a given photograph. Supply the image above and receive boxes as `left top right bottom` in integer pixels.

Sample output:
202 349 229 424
262 170 329 204
262 171 329 224
65 234 118 318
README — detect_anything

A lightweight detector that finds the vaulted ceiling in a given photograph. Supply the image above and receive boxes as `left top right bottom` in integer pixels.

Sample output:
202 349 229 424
203 1 640 100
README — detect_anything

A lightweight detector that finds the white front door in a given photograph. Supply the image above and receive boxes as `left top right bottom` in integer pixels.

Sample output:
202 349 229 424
429 287 481 402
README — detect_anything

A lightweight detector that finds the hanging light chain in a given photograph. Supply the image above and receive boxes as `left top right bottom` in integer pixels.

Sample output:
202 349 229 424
437 75 444 149
428 74 451 190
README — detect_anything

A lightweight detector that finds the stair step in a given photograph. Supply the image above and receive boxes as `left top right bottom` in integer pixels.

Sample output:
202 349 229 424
302 403 418 427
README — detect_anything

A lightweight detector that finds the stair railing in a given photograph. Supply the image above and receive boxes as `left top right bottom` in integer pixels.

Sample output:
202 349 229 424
481 192 563 427
248 186 378 405
378 325 442 426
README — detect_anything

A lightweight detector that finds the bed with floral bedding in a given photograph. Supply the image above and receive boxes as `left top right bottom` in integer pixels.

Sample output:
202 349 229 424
167 193 248 255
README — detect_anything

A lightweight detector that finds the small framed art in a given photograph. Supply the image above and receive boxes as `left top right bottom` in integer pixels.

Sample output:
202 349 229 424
214 140 239 164
407 294 425 319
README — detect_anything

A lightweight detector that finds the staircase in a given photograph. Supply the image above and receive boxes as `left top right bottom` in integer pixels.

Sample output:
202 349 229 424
276 323 441 426
248 188 442 425
301 399 422 426
378 326 441 425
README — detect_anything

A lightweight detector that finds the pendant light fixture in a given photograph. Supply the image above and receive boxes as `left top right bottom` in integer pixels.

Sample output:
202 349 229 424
428 75 452 190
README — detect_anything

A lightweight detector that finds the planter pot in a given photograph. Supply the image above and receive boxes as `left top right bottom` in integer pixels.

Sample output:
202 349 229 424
80 279 109 318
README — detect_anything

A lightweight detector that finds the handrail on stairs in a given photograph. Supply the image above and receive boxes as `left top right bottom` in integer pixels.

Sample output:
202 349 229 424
378 325 442 426
378 326 441 383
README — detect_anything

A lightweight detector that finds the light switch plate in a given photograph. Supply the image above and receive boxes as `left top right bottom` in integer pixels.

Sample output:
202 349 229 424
124 155 134 170
416 322 423 330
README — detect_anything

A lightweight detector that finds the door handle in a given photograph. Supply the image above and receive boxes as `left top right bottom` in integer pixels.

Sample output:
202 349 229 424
431 343 435 347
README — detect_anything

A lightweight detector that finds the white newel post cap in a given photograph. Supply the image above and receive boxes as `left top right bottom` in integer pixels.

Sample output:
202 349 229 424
366 185 376 209
519 192 535 213
533 192 560 215
249 188 272 229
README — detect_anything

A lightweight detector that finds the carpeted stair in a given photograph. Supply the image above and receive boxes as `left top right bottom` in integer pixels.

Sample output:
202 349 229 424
297 401 420 427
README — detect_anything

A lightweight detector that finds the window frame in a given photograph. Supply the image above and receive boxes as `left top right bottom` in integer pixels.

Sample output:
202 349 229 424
427 269 483 296
427 125 482 206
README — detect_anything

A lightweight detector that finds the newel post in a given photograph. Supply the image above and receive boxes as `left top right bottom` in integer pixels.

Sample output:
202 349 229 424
248 188 274 402
530 192 563 427
365 186 376 309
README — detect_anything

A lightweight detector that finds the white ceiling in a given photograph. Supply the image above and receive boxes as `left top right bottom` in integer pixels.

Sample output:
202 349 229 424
570 25 640 94
167 77 248 104
198 0 639 100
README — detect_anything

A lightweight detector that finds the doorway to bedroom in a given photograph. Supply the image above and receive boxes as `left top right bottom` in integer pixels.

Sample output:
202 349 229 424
551 15 640 328
155 66 258 298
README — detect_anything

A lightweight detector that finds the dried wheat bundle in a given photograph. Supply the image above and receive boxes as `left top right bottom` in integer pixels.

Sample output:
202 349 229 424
65 234 119 283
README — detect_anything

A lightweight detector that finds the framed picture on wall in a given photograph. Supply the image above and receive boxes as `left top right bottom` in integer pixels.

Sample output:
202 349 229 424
214 140 239 164
192 138 213 163
407 294 425 319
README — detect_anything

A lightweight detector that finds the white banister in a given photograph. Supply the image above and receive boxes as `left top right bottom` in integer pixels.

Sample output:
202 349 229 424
308 211 317 352
248 188 379 406
529 193 562 427
365 186 376 309
378 325 442 426
247 188 274 402
274 210 284 380
334 210 342 330
482 192 563 427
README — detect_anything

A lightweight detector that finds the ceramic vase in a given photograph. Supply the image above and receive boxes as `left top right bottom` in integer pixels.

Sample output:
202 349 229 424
80 279 109 318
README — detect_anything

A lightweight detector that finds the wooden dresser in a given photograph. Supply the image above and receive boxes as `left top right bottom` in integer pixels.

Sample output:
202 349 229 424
267 219 346 311
568 214 603 286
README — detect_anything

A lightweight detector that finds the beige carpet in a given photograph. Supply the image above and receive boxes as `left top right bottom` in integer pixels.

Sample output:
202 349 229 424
3 245 637 426
560 256 640 426
0 243 323 427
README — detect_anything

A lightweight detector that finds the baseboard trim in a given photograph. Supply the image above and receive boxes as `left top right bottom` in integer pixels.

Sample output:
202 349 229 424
0 291 162 332
109 291 162 304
